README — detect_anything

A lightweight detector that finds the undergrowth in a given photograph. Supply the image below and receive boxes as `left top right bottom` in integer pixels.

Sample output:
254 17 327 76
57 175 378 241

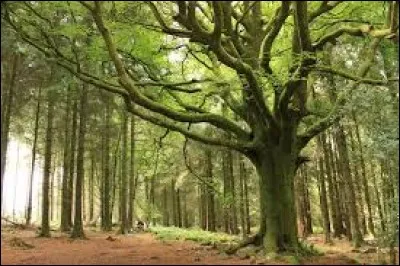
149 226 239 246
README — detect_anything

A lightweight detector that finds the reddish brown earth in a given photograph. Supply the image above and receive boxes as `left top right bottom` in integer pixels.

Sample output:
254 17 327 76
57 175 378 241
1 228 398 265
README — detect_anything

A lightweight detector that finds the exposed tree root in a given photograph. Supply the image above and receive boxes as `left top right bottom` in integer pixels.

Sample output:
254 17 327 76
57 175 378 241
225 233 263 255
8 237 35 249
225 233 321 258
1 217 29 230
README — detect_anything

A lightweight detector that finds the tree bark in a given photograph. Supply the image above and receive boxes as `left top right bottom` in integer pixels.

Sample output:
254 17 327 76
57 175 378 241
370 163 385 232
26 86 42 226
334 124 363 247
89 152 94 221
303 166 313 235
205 149 215 231
317 135 331 243
68 97 78 227
61 86 72 231
244 165 251 235
127 115 136 229
332 133 352 240
352 112 375 236
119 110 129 234
71 84 88 239
102 96 112 231
239 155 246 237
162 186 169 226
39 87 55 238
1 53 19 213
250 142 299 253
347 125 367 236
321 132 342 237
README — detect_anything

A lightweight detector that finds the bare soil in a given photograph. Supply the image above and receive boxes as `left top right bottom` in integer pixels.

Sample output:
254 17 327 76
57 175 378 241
1 227 398 265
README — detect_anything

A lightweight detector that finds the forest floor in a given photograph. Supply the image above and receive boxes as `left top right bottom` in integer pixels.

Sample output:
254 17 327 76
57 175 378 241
1 225 398 265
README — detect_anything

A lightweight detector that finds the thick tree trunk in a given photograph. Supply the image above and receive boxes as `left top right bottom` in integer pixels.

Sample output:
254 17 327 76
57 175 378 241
71 84 88 239
26 86 42 226
252 147 298 253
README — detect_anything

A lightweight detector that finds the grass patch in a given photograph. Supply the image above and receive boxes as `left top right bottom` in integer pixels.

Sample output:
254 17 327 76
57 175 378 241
149 226 240 246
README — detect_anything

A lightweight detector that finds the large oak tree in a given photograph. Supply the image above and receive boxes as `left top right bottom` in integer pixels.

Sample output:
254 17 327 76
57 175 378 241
2 1 398 252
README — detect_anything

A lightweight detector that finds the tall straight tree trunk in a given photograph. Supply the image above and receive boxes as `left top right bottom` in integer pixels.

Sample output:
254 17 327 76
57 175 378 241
295 167 306 238
61 86 72 231
317 136 331 243
200 183 207 230
230 152 239 234
177 188 182 228
327 132 345 236
333 136 352 240
26 86 42 226
244 167 251 235
321 132 342 237
171 177 177 226
119 110 129 234
223 149 230 233
347 126 367 235
102 97 112 231
1 53 19 212
110 131 121 223
39 87 55 238
162 186 169 226
205 149 215 231
71 84 88 239
183 189 188 228
371 163 385 232
128 115 136 229
68 97 78 226
303 166 313 235
296 165 312 237
334 124 363 247
239 155 246 237
50 154 56 222
352 112 375 236
89 152 94 221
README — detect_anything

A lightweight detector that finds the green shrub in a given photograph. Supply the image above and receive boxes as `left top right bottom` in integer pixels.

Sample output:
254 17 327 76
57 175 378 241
149 226 239 246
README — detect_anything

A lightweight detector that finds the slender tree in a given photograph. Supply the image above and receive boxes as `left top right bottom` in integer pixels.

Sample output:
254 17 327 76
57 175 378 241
26 85 42 226
39 84 55 238
71 83 88 239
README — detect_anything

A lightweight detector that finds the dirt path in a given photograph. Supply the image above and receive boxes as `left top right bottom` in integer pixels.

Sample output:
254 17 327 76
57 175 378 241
1 229 397 265
1 229 250 265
